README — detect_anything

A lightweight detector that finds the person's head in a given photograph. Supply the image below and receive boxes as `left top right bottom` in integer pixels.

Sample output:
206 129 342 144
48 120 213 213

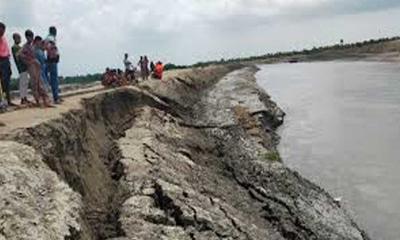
12 33 21 44
34 36 43 48
0 22 6 38
124 53 128 59
49 26 57 36
140 56 143 60
25 30 34 43
144 56 148 60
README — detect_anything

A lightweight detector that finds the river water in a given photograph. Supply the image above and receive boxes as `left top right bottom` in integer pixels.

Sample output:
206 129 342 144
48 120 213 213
256 61 400 240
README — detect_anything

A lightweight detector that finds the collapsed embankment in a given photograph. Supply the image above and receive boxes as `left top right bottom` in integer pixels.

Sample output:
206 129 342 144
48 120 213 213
0 64 369 240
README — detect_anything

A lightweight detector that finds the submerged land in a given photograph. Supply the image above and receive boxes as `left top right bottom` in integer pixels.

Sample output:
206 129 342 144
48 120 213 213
0 37 399 239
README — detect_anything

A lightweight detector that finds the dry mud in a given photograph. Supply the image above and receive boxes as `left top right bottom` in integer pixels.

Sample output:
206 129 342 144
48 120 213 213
0 65 369 240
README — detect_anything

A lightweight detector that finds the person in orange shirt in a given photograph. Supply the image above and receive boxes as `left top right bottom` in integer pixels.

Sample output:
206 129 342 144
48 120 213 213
154 61 164 80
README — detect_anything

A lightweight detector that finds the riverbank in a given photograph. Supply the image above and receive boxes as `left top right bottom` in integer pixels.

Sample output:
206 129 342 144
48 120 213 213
0 64 369 239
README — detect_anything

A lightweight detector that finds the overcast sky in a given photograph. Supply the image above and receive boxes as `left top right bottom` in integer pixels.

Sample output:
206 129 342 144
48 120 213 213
1 0 400 76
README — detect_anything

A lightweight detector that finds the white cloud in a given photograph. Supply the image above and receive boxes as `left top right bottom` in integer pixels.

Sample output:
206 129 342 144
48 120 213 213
1 0 400 75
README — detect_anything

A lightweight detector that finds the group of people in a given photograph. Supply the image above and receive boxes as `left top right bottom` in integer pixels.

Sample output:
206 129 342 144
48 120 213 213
101 68 130 87
0 22 62 109
126 54 164 80
102 54 165 88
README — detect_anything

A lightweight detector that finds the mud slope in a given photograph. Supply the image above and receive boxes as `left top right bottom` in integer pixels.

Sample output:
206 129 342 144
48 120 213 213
0 65 369 239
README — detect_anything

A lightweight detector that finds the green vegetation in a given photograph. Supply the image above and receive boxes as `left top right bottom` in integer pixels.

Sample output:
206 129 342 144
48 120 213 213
62 73 102 85
261 151 281 162
164 63 188 71
189 36 400 68
9 73 102 91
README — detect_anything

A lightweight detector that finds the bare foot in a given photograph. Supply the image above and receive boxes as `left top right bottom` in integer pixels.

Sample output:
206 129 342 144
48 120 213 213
8 102 18 107
43 102 56 108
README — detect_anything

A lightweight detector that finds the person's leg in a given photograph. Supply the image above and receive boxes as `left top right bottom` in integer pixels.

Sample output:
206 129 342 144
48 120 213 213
19 72 29 101
31 63 51 107
0 64 5 100
48 63 59 102
0 60 12 104
27 64 41 104
41 64 50 91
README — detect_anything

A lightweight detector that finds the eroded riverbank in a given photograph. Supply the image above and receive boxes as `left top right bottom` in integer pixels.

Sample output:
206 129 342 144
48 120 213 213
0 65 369 239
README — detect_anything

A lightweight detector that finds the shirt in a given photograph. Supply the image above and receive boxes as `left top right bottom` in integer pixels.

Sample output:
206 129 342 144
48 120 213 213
0 36 11 58
45 35 59 62
35 47 47 66
12 44 28 73
19 42 37 65
124 58 133 71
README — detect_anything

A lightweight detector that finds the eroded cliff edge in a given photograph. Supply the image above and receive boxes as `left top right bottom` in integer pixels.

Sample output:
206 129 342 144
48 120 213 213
0 65 369 240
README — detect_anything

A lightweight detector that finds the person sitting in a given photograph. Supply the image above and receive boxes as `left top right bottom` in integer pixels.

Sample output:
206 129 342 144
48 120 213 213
154 61 164 80
102 68 113 87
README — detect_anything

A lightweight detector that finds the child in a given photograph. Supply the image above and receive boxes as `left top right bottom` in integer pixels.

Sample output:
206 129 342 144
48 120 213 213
34 36 50 91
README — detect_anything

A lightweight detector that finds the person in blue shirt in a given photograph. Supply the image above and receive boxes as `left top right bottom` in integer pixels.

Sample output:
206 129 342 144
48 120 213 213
33 36 50 91
45 26 62 104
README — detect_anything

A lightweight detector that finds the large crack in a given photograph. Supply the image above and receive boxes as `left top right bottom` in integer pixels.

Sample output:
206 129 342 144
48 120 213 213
8 89 175 239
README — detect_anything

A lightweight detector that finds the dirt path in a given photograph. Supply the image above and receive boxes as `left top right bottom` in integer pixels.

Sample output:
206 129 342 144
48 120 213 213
0 87 109 135
0 69 191 136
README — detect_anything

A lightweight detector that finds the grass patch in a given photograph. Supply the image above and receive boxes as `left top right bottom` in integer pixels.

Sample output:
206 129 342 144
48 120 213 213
261 151 281 162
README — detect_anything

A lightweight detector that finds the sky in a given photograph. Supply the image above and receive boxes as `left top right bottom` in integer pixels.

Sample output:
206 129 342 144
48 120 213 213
1 0 400 76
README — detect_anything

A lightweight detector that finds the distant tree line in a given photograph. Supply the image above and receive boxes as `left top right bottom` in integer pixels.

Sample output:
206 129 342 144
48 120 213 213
189 36 400 67
163 63 188 71
61 73 103 85
9 73 102 91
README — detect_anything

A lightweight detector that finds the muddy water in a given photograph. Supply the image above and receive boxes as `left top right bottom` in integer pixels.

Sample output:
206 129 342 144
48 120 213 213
256 61 400 240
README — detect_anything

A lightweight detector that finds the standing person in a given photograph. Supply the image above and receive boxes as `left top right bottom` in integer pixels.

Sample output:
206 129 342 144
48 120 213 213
45 26 61 104
12 33 31 105
123 53 135 82
150 61 155 73
19 29 52 107
143 56 149 80
154 61 164 80
139 56 149 80
138 56 144 80
34 36 50 91
0 22 16 106
123 53 132 72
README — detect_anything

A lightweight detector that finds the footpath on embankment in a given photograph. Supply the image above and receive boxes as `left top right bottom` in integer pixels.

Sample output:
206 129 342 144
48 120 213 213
0 64 370 240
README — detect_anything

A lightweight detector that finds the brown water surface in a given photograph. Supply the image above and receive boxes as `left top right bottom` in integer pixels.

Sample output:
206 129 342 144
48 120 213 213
257 61 400 240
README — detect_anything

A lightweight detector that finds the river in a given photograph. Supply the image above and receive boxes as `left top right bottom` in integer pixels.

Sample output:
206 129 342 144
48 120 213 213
256 61 400 240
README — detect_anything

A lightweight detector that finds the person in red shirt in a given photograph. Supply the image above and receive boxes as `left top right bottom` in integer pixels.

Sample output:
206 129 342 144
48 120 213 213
154 61 164 80
0 22 16 106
